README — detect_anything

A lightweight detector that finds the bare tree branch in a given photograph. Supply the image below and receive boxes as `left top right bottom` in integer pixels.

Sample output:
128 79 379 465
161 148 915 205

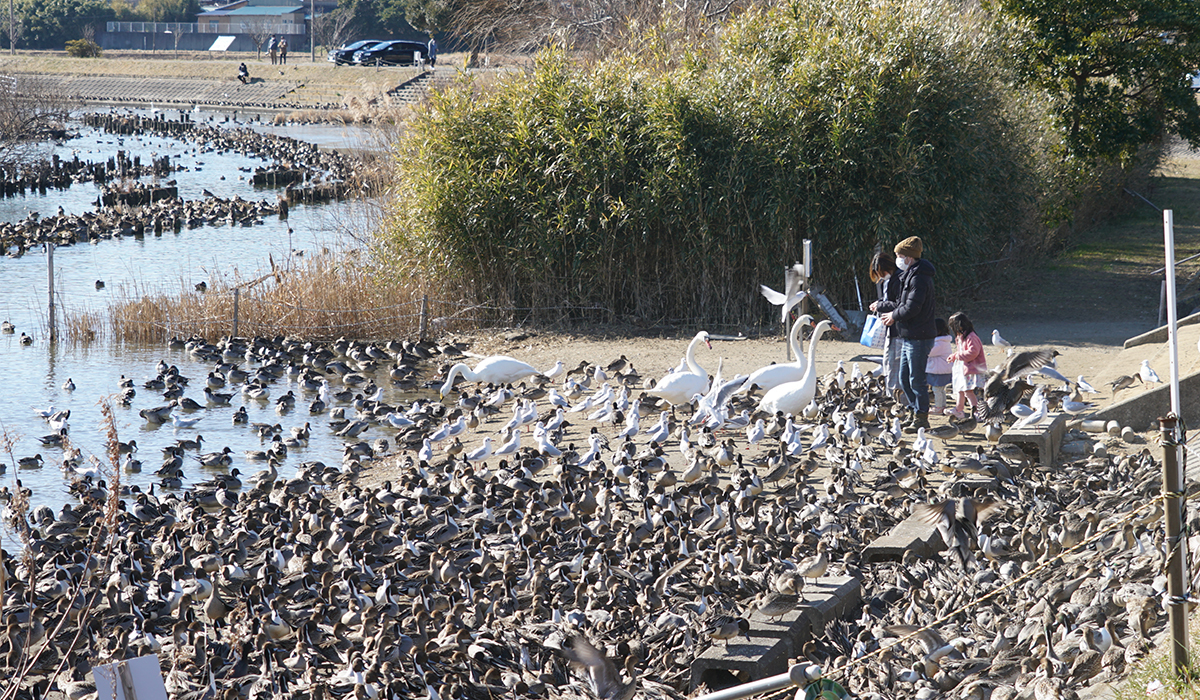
313 8 355 54
450 0 752 57
0 74 71 169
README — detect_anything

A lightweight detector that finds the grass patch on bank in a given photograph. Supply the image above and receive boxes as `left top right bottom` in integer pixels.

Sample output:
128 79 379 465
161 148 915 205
0 52 456 110
1116 614 1200 700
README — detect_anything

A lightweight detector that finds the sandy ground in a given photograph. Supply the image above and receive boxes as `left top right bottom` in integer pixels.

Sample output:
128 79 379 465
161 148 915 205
447 327 1116 387
355 318 1166 492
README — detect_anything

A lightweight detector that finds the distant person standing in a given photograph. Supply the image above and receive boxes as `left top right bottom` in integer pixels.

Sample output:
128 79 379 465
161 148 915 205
427 36 437 68
875 236 936 432
268 35 278 65
279 38 288 64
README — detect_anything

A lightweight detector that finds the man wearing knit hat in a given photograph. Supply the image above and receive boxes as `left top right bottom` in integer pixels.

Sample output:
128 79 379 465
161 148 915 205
874 236 936 432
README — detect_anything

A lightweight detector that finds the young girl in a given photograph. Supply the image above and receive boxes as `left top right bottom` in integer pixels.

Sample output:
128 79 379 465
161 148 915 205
925 319 953 414
946 311 987 419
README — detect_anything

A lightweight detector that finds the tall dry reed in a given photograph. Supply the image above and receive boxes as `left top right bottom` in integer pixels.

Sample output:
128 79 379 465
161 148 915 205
82 250 434 343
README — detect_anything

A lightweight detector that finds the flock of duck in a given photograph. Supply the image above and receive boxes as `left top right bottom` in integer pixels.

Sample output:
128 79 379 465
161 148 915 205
0 315 1188 700
0 110 369 258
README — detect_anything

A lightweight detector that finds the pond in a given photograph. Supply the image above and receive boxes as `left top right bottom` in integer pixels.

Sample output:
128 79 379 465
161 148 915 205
0 111 409 524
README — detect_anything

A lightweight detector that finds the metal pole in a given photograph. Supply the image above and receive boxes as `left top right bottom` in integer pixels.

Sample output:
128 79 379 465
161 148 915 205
232 288 240 339
694 664 812 700
419 294 429 340
310 0 315 62
783 264 791 362
1161 211 1189 680
1165 210 1182 417
47 242 56 343
802 241 813 320
1160 415 1189 678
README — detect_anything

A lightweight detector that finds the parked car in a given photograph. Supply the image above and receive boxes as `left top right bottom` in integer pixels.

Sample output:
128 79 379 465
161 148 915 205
327 40 383 65
352 40 428 66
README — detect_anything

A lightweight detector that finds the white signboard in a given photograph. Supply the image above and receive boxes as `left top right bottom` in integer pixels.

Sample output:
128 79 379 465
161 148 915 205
209 35 236 51
93 655 169 700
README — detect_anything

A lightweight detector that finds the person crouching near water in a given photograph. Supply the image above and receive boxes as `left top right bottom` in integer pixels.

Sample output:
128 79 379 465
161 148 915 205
868 250 903 404
238 63 249 84
926 318 953 415
945 311 987 420
874 236 936 433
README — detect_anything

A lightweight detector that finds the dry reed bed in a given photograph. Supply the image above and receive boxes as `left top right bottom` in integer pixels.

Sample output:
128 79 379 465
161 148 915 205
59 251 524 344
104 253 422 343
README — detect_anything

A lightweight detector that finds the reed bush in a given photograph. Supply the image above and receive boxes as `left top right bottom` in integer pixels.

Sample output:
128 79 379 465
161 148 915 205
78 250 473 344
381 0 1151 325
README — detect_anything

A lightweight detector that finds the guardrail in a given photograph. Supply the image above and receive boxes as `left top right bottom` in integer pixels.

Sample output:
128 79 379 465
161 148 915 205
106 21 307 35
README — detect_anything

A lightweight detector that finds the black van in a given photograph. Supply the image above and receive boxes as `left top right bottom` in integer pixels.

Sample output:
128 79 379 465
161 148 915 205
352 40 427 66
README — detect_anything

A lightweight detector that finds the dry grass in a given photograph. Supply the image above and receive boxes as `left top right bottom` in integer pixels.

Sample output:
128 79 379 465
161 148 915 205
1115 615 1200 700
81 249 433 343
0 52 419 86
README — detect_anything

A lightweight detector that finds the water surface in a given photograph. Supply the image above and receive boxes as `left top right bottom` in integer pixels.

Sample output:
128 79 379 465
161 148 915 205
0 115 403 522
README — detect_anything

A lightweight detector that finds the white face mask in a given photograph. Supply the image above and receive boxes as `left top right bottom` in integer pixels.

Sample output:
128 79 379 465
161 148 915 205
896 256 911 271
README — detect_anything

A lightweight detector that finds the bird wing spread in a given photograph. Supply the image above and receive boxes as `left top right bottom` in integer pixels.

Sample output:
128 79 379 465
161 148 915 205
884 625 947 656
561 635 622 699
1002 350 1057 384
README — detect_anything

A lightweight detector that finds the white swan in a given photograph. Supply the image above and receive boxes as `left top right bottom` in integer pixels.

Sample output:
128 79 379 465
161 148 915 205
647 331 712 405
439 356 548 397
757 320 832 418
738 315 813 394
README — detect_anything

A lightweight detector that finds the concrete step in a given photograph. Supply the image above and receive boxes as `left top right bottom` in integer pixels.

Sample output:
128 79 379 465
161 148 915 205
690 576 860 691
999 412 1067 467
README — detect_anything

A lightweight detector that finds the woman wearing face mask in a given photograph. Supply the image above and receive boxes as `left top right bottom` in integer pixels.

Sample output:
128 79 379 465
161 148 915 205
873 236 936 432
868 251 903 402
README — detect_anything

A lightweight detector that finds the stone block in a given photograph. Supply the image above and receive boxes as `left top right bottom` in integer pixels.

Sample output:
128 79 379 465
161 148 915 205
999 412 1067 468
798 576 861 631
691 634 792 691
862 513 946 563
690 576 861 691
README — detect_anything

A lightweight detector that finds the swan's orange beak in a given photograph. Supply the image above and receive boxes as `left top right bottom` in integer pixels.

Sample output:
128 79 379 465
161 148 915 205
705 340 712 349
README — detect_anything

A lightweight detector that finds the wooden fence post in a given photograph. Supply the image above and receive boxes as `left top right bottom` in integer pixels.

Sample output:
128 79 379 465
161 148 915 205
48 242 57 343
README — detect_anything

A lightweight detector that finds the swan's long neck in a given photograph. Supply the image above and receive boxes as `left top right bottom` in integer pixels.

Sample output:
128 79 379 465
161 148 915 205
685 333 707 376
802 322 830 382
441 362 476 394
789 316 812 367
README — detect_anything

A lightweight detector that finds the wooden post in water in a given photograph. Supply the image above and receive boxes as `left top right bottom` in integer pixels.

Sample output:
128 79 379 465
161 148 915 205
419 294 429 340
48 242 57 343
232 288 240 339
